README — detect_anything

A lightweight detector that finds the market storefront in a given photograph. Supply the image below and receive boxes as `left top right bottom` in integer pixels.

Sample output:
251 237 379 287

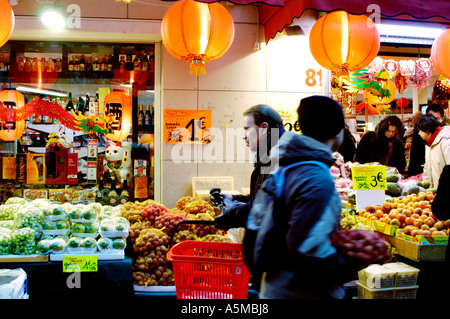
0 0 449 303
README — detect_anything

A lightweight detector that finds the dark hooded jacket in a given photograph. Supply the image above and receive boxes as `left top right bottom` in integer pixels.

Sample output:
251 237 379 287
248 131 355 299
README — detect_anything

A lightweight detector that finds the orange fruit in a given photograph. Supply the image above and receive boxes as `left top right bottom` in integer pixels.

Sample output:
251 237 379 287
405 217 415 225
434 221 444 230
413 218 423 228
424 217 435 227
421 224 430 231
403 225 413 235
411 229 423 236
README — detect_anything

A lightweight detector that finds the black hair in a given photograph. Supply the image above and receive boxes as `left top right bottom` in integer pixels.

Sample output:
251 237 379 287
376 115 404 138
297 95 345 142
243 104 283 129
415 113 443 133
426 103 445 117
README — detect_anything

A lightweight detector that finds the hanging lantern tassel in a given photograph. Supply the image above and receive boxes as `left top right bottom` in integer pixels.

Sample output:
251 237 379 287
190 59 206 76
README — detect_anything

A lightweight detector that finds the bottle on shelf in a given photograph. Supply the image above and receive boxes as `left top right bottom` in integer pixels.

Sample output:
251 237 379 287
92 56 100 71
4 54 10 72
141 53 149 71
0 54 5 71
68 56 74 71
66 93 75 113
86 56 92 73
133 52 141 71
79 55 86 71
100 56 107 71
55 58 62 72
24 57 32 72
125 52 133 71
73 55 80 71
107 55 114 72
77 96 85 115
144 104 151 131
39 57 45 71
31 57 38 72
17 57 24 71
118 179 130 205
47 58 55 72
138 104 144 128
119 55 125 70
108 178 118 206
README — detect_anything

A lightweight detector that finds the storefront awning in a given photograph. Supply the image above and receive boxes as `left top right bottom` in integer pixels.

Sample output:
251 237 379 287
260 0 450 43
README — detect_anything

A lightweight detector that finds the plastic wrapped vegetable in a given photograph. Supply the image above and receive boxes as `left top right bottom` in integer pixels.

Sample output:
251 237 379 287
0 232 12 255
12 227 36 255
0 204 21 221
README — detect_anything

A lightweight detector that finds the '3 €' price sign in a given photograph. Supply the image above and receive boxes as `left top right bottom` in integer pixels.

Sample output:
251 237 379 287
351 165 387 191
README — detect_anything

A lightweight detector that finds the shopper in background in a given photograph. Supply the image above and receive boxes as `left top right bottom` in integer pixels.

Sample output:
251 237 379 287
215 104 285 230
337 125 356 162
426 103 450 126
415 113 450 188
354 115 406 174
405 111 426 177
249 96 357 299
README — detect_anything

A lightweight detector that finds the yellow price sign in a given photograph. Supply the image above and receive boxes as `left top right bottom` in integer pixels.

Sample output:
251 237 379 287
351 165 387 191
63 255 98 273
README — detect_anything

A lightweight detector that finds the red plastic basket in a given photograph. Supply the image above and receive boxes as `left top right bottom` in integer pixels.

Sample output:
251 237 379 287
166 240 250 299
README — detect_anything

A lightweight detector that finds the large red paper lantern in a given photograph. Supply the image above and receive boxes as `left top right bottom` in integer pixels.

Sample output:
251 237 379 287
0 88 25 141
431 29 450 79
0 0 14 48
309 11 380 71
161 0 235 76
103 90 132 142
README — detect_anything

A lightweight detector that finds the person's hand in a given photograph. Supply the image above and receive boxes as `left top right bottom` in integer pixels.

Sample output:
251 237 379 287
220 193 233 201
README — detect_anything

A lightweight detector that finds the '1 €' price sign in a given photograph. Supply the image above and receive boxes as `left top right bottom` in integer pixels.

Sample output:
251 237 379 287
351 165 387 191
63 255 98 272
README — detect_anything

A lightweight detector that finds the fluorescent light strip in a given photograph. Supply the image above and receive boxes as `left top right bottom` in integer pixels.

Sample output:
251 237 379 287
376 23 445 39
16 86 68 97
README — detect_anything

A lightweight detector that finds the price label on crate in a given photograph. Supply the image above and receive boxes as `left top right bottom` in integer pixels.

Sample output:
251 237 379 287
63 255 98 272
351 165 387 191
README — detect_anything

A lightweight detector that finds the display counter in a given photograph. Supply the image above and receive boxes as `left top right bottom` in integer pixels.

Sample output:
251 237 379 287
0 256 134 301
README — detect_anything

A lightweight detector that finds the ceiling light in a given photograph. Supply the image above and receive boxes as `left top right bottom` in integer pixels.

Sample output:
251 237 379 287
16 86 68 97
376 23 446 45
41 10 66 29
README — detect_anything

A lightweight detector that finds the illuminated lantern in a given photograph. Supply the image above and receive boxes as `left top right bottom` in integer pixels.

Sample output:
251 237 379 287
161 0 235 76
0 88 25 141
309 11 380 71
431 29 450 79
103 90 132 142
0 0 14 48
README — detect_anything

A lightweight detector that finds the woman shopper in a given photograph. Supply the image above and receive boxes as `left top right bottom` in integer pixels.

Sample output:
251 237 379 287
415 113 450 188
354 115 406 174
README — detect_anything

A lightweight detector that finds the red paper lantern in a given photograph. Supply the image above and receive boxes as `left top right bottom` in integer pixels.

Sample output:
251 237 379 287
0 0 14 48
0 88 25 141
161 0 235 76
103 90 132 142
309 11 380 71
431 29 450 79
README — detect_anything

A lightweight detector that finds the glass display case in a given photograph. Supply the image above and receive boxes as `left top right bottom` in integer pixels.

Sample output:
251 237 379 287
0 40 156 204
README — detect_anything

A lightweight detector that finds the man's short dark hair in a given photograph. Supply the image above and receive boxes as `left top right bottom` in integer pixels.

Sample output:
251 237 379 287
415 113 443 133
426 104 445 117
297 95 345 142
243 104 283 128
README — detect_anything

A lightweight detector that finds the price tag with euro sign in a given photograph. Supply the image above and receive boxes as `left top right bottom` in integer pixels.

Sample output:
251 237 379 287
63 255 98 272
351 165 387 191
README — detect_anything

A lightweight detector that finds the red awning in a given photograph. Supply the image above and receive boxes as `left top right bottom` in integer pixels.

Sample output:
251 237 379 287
260 0 450 43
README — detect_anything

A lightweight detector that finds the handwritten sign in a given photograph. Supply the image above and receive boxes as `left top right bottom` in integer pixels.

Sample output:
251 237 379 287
163 109 212 144
63 255 98 272
351 165 387 191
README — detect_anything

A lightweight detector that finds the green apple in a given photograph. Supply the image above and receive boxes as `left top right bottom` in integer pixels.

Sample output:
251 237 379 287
67 237 81 248
83 209 96 220
56 220 69 230
100 225 113 232
84 223 98 233
98 238 112 250
43 221 55 230
82 237 96 248
115 224 126 232
52 206 65 216
37 240 52 253
69 210 82 220
51 239 66 252
72 223 86 233
112 238 126 250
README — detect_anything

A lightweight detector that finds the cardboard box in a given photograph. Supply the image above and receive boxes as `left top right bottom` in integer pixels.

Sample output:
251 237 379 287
45 148 68 185
373 220 397 236
67 152 78 185
134 159 147 177
48 188 73 203
415 235 449 245
134 176 148 199
26 154 45 184
87 161 97 183
2 157 16 180
16 154 27 184
23 189 48 200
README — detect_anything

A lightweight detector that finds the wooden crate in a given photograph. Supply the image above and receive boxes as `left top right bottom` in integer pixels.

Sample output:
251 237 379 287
380 233 447 262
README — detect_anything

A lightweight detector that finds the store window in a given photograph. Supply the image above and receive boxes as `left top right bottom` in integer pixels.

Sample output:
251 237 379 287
0 41 155 204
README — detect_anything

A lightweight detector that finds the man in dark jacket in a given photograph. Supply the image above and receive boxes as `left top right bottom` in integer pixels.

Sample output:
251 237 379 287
215 104 285 230
248 96 355 299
